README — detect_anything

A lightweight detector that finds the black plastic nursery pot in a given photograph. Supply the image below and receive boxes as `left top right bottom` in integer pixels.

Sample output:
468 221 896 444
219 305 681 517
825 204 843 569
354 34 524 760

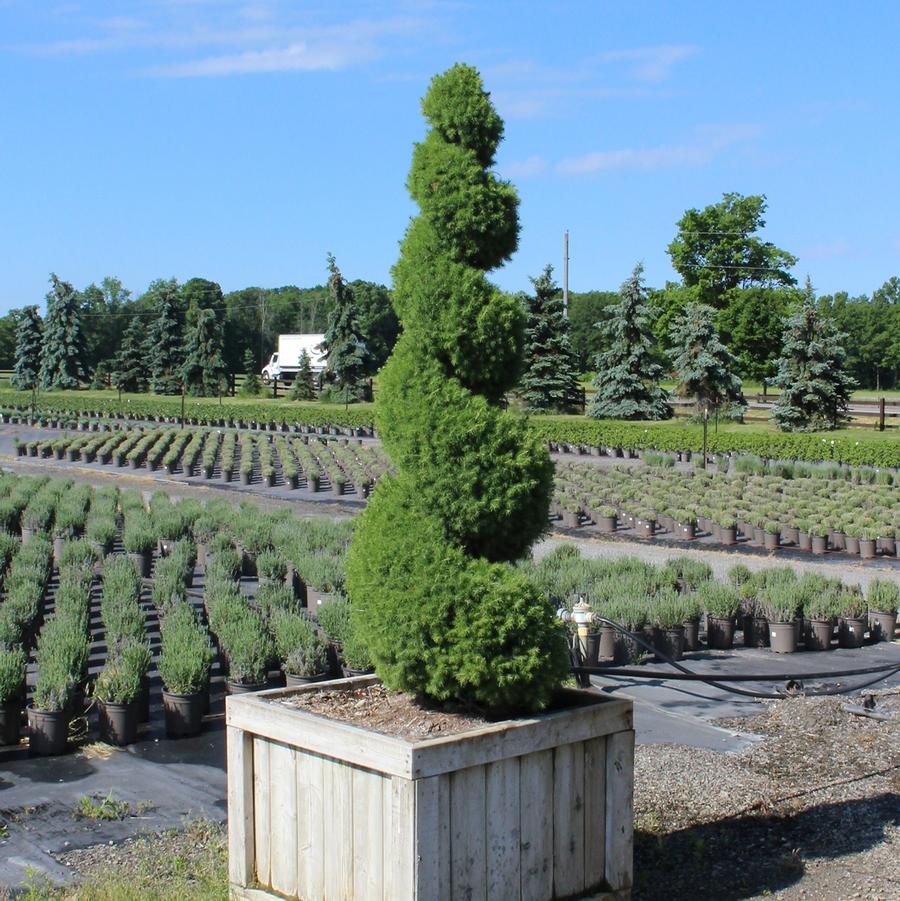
163 690 205 738
127 550 152 579
718 526 737 546
222 468 233 483
240 472 252 486
596 515 617 533
859 539 876 560
811 535 828 555
656 626 685 662
798 532 812 552
597 625 618 659
341 666 376 678
99 700 139 747
284 672 331 687
805 619 834 652
225 679 268 695
682 618 701 652
845 536 860 556
636 519 655 539
763 531 780 551
583 633 601 667
742 615 770 649
839 616 867 649
706 616 735 650
869 611 897 643
561 510 580 529
0 703 23 746
768 620 797 653
27 708 70 756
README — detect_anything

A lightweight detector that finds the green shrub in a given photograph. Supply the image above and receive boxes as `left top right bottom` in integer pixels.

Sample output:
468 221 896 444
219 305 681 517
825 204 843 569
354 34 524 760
123 515 156 554
341 627 373 672
345 64 568 710
697 582 741 620
0 647 25 705
256 550 287 584
868 579 899 613
255 582 298 620
316 595 352 643
93 644 147 704
158 604 213 695
272 612 328 677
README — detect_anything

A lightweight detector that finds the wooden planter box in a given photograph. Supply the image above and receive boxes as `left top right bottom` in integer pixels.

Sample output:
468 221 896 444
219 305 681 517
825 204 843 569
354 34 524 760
227 675 634 901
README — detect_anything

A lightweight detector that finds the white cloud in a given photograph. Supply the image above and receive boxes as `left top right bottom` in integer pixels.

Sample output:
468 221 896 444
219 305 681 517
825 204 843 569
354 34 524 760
151 39 356 75
595 44 699 82
556 124 761 176
501 155 548 178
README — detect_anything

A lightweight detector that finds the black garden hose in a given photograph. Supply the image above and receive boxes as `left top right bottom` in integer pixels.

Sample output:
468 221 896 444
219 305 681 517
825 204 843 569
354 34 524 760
571 617 900 700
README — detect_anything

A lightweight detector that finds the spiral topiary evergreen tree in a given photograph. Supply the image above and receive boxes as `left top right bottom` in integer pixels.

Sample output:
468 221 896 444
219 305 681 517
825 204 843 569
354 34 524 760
345 64 569 712
40 274 85 390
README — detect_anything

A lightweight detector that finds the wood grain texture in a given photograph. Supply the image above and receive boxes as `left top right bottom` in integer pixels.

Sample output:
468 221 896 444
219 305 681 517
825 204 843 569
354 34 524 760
604 729 635 892
268 742 297 897
485 756 521 901
450 765 487 901
552 741 586 899
226 726 254 888
583 736 608 891
252 737 270 888
519 748 554 901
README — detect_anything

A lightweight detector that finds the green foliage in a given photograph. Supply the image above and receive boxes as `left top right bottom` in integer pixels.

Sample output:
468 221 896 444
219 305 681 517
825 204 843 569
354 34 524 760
11 306 43 391
316 595 352 643
239 349 261 397
113 318 149 393
272 612 328 677
287 350 317 400
667 193 797 307
40 274 86 390
519 265 581 412
588 264 672 421
670 302 744 414
347 64 568 711
567 290 619 370
868 579 899 613
182 308 228 397
147 279 185 395
772 279 856 431
321 255 371 400
0 647 25 705
94 642 148 704
158 604 213 695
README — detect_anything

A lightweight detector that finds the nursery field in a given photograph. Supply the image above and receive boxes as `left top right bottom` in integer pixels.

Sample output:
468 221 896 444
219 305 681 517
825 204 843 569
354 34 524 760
0 470 896 762
3 387 900 466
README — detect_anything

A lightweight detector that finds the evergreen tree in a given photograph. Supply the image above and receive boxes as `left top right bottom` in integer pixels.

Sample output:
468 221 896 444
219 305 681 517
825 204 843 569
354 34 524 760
182 308 227 397
519 265 581 412
321 255 370 402
40 274 86 389
345 64 568 711
588 264 671 420
112 318 148 393
90 361 111 390
772 279 856 431
239 349 261 396
288 350 317 400
11 306 43 391
670 302 744 467
670 302 744 414
147 279 184 395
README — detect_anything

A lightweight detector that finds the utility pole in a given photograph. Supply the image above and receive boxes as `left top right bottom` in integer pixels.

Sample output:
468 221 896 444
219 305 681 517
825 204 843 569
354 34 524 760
563 230 570 318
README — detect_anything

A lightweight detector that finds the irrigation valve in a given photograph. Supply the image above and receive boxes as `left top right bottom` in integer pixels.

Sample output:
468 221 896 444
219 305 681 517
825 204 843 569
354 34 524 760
559 599 596 656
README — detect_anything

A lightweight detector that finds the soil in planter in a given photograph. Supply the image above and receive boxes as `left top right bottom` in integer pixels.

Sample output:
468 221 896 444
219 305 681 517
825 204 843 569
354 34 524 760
275 683 595 742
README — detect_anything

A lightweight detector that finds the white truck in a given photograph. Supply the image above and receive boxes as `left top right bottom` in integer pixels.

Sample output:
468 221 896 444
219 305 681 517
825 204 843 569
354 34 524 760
260 334 327 384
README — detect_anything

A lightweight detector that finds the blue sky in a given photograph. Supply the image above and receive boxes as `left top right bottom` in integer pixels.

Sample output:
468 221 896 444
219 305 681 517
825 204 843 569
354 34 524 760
2 1 899 314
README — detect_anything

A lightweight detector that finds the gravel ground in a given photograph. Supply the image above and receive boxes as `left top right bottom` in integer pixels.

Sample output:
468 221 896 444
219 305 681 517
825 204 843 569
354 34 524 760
634 688 900 900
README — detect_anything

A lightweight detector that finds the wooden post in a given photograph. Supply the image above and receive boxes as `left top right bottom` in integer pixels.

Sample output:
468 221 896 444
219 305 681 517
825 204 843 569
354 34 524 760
702 407 708 470
273 378 278 400
879 397 885 431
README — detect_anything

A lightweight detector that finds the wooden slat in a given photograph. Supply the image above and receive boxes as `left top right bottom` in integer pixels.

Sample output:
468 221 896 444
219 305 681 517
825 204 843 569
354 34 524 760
268 742 297 897
391 776 416 898
305 751 325 897
353 766 385 899
411 698 632 779
583 736 608 890
412 775 442 901
227 688 414 778
485 756 521 900
450 765 487 901
227 726 255 888
552 741 586 899
324 758 353 900
519 748 553 901
252 737 270 888
604 730 635 892
437 771 452 899
295 749 312 901
382 769 394 900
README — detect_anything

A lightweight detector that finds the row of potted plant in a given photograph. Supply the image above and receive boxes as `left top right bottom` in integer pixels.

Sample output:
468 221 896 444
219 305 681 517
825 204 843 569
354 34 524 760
527 547 898 665
554 461 900 559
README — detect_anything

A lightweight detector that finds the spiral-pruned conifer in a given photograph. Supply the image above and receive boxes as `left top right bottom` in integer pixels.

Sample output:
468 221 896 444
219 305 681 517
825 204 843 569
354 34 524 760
345 64 569 712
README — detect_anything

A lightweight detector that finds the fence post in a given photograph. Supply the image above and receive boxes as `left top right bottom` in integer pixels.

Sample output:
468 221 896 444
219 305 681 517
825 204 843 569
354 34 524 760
879 397 885 431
